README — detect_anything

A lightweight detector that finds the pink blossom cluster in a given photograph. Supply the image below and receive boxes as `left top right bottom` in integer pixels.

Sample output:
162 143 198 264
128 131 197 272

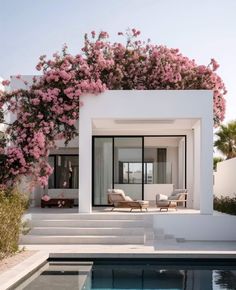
6 147 27 177
0 29 226 188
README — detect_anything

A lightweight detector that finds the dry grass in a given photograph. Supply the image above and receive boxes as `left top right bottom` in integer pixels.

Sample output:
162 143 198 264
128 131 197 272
0 250 37 274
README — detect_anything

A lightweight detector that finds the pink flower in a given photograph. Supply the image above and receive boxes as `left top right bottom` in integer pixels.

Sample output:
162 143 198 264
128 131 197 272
59 70 71 81
0 28 226 189
91 31 96 38
2 80 10 86
211 58 219 71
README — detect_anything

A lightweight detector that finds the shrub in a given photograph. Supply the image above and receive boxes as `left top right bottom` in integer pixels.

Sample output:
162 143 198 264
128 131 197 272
0 188 28 259
0 29 226 189
214 195 236 215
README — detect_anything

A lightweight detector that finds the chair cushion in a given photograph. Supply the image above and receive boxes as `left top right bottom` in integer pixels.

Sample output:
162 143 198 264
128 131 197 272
156 193 168 201
109 193 125 202
168 193 180 200
157 200 177 207
124 196 133 201
112 189 125 195
156 200 170 207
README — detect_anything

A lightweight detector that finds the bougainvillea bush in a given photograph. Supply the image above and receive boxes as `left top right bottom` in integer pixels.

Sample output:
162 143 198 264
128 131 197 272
0 29 226 189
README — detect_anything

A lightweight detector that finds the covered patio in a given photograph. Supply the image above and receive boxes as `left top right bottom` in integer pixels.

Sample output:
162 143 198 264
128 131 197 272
79 90 213 214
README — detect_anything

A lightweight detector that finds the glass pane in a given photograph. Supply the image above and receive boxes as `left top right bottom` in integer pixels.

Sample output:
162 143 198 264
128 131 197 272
129 163 142 184
55 155 78 189
144 137 186 188
122 162 128 184
93 138 113 205
114 137 142 201
146 163 153 184
48 156 55 188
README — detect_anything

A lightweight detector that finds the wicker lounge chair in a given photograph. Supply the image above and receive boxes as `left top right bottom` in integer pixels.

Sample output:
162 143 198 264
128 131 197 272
107 189 149 211
156 189 188 211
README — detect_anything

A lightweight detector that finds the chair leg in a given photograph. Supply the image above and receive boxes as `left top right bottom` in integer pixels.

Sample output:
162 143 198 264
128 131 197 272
146 208 148 211
130 208 133 212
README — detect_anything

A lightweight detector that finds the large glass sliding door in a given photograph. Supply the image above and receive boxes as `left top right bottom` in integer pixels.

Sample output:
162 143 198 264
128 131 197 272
93 138 113 205
93 137 143 206
114 137 143 201
93 135 186 206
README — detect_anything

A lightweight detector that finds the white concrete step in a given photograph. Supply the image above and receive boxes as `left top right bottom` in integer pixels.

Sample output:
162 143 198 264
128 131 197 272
30 227 146 236
31 219 148 228
22 213 153 245
30 213 145 221
20 235 145 245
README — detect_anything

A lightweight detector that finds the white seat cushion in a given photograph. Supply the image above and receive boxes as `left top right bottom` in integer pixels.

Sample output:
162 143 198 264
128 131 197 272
156 193 168 201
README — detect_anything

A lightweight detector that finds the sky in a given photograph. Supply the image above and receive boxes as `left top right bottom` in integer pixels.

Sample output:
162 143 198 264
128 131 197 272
0 0 235 122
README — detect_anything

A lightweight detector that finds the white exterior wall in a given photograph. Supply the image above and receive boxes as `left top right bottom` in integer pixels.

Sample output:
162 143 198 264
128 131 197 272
153 213 236 241
79 90 213 214
214 157 236 197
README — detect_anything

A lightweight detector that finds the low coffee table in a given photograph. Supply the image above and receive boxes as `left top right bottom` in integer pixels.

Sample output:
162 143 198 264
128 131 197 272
41 198 74 208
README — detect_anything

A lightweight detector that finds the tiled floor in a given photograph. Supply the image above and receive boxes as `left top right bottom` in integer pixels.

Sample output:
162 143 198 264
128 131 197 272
26 206 201 215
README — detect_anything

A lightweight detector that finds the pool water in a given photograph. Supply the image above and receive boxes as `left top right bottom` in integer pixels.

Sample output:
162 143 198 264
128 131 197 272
15 260 236 290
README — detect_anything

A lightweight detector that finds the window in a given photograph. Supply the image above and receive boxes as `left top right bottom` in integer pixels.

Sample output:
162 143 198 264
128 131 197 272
119 162 153 184
48 155 79 189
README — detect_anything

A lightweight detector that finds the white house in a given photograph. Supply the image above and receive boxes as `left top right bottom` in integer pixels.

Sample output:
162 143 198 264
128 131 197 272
79 90 213 214
6 77 236 243
8 78 214 214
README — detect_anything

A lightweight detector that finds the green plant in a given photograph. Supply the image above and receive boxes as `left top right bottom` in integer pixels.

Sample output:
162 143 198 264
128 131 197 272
0 188 28 260
214 120 236 159
214 195 236 215
213 156 224 171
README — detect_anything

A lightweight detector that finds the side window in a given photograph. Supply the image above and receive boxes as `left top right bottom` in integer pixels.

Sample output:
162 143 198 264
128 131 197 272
48 155 79 189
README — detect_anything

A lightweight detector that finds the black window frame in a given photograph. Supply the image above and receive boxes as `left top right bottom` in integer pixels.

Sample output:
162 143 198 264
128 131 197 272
92 135 187 207
48 154 79 189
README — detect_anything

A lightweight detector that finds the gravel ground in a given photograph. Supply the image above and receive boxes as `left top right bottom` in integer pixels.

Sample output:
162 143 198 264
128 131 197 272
0 251 37 274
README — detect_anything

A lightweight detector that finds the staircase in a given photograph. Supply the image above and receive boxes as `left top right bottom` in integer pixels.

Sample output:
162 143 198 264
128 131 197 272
20 213 153 245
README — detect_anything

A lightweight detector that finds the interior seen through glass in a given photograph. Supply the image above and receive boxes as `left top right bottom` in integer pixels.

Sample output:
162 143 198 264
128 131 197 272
93 136 186 206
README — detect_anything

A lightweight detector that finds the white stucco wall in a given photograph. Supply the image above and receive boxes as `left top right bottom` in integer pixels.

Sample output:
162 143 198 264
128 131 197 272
79 90 213 214
154 213 236 241
214 157 236 198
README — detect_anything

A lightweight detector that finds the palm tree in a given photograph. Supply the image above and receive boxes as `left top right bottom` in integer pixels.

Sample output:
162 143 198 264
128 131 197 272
214 121 236 159
213 156 224 171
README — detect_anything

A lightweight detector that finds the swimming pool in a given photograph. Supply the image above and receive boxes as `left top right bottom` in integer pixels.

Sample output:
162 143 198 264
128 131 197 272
14 259 236 290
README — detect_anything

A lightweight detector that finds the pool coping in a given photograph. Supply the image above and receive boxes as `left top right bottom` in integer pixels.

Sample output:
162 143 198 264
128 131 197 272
0 251 48 290
1 251 236 290
49 252 236 260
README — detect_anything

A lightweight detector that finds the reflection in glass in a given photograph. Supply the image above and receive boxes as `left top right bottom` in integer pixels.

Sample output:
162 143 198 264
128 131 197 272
93 138 113 205
48 155 78 189
214 270 236 290
114 137 143 201
48 156 55 188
